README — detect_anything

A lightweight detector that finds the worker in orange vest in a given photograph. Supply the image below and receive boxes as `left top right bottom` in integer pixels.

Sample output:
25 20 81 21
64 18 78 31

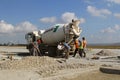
73 39 79 57
82 37 87 57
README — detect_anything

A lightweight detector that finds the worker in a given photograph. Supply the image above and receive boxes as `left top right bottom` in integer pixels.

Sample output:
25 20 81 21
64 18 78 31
63 42 70 59
57 42 64 57
82 37 87 57
37 38 42 56
79 40 83 57
32 41 41 56
37 38 42 44
72 39 79 57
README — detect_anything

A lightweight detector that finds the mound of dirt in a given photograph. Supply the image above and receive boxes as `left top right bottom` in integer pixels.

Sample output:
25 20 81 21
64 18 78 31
96 50 114 56
0 56 95 77
0 56 59 70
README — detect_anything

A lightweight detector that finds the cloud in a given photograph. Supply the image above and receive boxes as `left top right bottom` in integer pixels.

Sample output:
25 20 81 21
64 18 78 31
15 21 37 33
114 13 120 19
0 20 37 34
61 12 86 24
79 18 86 24
61 12 78 23
39 12 86 24
107 0 120 4
40 17 56 23
101 24 120 33
114 24 120 30
87 6 112 17
101 27 115 33
0 20 14 34
107 3 112 7
84 0 93 4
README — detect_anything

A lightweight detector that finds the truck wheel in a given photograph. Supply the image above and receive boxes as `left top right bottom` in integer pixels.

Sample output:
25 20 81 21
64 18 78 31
48 47 57 57
29 48 33 56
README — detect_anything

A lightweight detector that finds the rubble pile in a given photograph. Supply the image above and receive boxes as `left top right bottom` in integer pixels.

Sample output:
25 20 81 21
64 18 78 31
96 50 114 56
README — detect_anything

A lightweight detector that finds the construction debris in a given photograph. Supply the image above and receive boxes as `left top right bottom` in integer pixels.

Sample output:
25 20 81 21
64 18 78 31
96 50 114 56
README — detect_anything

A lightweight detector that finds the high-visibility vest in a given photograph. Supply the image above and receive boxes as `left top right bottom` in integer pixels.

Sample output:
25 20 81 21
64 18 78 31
75 40 79 48
79 42 83 49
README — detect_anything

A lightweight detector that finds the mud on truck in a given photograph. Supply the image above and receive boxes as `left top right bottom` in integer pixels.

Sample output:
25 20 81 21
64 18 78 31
25 20 82 57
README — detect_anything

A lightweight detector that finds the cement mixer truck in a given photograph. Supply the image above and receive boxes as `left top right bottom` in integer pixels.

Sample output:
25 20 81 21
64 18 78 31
25 20 82 57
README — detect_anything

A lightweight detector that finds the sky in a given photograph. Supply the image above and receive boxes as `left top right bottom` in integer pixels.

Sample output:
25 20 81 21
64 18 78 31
0 0 120 44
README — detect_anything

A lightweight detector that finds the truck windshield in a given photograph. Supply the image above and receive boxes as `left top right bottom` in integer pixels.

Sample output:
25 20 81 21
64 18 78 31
25 34 33 43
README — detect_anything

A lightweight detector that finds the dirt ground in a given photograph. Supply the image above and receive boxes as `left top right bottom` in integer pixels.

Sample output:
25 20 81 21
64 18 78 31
69 70 120 80
0 46 120 80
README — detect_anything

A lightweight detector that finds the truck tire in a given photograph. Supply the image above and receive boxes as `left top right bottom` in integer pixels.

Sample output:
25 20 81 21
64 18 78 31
48 47 57 57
